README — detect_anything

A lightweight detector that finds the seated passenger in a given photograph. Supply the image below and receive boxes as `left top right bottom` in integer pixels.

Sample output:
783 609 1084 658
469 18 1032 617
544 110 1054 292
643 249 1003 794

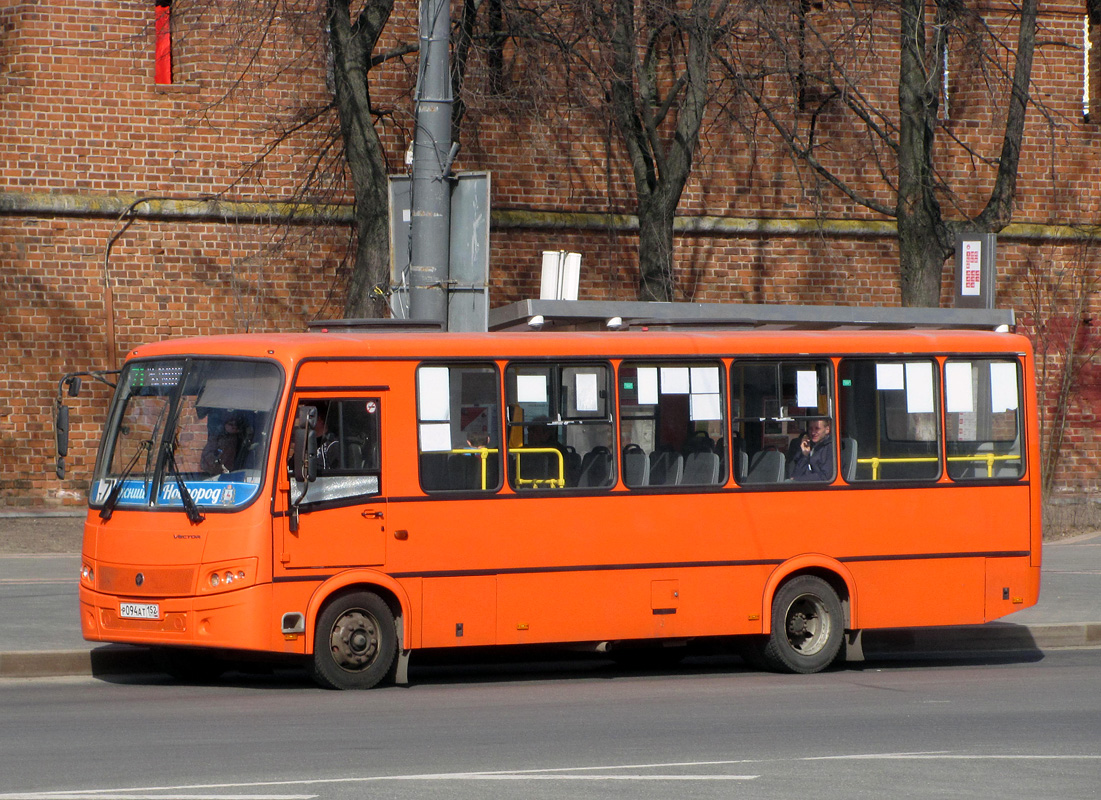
789 419 834 482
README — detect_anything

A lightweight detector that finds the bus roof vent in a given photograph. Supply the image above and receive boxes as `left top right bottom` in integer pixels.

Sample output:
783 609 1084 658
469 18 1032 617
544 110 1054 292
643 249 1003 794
307 319 445 334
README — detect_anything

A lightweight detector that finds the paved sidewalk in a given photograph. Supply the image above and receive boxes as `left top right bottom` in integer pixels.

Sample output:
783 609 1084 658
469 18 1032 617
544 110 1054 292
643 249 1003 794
1 513 1098 679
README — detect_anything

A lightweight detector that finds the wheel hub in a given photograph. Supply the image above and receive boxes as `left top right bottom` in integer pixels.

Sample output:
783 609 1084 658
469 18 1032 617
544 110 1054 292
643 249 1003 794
785 594 829 655
329 610 379 671
787 612 809 637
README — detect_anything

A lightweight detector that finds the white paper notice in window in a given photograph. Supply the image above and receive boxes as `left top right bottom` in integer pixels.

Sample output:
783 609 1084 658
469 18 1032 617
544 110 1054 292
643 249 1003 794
418 367 450 421
690 366 720 395
945 362 974 413
517 374 548 404
905 362 935 414
876 363 905 391
796 370 817 408
575 372 599 412
419 422 452 452
690 393 722 421
990 362 1019 412
660 367 691 394
637 367 659 405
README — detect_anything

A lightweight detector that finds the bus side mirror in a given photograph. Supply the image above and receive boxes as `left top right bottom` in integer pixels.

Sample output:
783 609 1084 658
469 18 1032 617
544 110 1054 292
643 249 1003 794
56 404 70 458
291 405 318 485
66 376 82 397
54 402 70 479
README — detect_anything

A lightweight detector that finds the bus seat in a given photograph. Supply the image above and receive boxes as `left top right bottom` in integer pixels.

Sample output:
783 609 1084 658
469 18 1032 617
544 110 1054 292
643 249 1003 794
578 446 613 488
840 437 858 482
744 449 785 484
448 453 481 490
622 444 649 487
564 446 581 486
681 451 720 485
346 440 364 471
733 448 749 481
649 450 683 486
419 453 450 491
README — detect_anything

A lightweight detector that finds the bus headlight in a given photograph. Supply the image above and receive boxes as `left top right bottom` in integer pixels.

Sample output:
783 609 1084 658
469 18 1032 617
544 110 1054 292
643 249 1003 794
80 564 95 585
200 559 257 594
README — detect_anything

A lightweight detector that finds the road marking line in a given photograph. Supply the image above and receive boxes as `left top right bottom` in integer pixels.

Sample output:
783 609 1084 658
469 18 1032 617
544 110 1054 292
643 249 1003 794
806 753 1101 761
5 753 1100 799
0 796 314 800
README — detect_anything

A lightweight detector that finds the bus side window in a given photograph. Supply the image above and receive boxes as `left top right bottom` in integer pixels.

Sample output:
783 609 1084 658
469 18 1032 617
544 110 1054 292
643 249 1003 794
416 364 502 493
290 398 382 504
839 359 940 482
731 360 833 485
505 362 614 490
944 359 1023 480
619 361 726 488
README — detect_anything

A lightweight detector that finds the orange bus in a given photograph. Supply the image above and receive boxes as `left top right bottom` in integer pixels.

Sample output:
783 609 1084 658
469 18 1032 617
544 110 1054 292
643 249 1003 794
68 306 1041 688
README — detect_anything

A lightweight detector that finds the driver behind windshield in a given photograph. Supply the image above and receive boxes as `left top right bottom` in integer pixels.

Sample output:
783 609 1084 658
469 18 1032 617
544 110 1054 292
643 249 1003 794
200 413 244 475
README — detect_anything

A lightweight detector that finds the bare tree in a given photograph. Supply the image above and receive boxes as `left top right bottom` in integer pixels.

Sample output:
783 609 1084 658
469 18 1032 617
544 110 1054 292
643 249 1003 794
1021 241 1101 499
602 0 735 301
490 0 738 302
328 0 398 318
724 0 1038 307
168 0 412 319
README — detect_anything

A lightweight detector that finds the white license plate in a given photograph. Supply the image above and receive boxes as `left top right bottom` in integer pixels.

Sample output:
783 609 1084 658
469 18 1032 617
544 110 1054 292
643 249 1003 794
119 602 160 620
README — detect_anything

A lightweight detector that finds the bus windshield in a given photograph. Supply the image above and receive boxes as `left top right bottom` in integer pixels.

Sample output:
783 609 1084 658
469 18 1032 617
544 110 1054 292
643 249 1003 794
90 358 283 512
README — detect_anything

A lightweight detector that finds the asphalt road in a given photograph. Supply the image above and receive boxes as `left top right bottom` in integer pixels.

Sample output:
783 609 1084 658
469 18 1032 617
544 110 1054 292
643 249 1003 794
1 649 1099 800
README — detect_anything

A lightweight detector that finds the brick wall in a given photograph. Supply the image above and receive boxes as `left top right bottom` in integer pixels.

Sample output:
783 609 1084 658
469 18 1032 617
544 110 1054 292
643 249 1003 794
2 0 1100 507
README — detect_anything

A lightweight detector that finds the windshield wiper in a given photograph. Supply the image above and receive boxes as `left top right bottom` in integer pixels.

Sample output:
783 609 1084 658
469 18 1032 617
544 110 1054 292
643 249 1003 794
99 440 152 521
163 442 205 525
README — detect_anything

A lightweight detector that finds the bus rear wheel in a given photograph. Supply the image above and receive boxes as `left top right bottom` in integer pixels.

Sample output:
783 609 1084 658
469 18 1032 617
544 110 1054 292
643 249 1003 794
759 575 843 674
309 591 396 690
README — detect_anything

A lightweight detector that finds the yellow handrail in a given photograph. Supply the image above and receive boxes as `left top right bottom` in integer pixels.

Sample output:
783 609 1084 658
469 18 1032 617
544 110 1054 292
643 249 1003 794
857 453 1020 480
945 453 1021 478
855 456 937 481
511 447 566 489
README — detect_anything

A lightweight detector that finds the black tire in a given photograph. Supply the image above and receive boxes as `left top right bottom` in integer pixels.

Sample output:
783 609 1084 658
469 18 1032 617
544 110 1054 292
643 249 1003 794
152 646 226 683
759 575 844 674
309 591 397 690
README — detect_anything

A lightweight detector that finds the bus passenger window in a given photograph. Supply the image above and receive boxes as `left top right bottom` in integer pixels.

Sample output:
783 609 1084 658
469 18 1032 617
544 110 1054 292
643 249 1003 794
505 363 613 489
620 362 726 488
945 359 1023 480
416 364 502 493
839 359 940 482
731 361 833 485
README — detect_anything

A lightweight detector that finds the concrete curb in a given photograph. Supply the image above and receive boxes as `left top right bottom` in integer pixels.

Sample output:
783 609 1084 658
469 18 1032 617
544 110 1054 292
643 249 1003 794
0 646 157 679
2 623 1099 680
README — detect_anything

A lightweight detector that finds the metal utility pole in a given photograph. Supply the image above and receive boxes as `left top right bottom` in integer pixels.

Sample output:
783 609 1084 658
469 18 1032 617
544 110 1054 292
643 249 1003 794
409 0 454 328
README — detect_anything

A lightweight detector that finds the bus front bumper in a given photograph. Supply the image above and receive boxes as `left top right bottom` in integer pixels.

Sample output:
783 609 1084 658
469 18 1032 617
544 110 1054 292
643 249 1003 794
79 583 275 653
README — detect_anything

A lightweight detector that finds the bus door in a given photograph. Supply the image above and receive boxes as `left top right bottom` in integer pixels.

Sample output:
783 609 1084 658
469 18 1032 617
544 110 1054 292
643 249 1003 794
279 394 386 569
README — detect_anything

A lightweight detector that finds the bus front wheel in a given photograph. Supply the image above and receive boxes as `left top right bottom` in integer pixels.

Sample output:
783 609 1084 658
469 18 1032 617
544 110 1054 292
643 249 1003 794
309 591 397 690
759 575 843 674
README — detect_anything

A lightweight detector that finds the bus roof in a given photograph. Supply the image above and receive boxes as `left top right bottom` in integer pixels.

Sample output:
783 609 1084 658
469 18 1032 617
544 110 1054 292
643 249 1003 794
126 326 1030 365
